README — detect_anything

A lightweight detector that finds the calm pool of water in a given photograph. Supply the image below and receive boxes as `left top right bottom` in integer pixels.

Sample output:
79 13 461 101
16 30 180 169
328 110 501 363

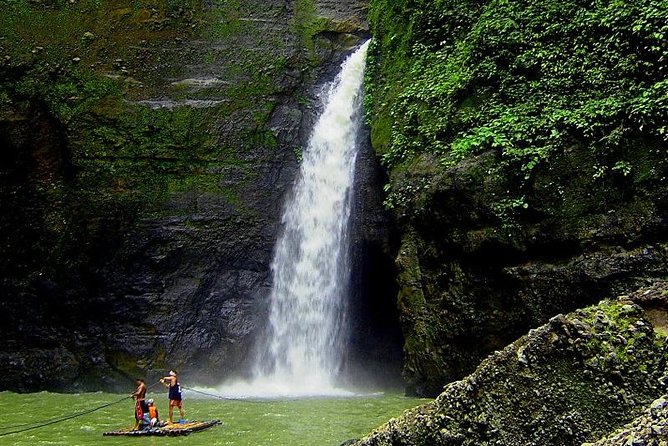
0 390 429 446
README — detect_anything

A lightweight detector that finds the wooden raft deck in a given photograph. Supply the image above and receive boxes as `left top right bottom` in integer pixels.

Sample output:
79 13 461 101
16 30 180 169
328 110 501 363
103 419 221 436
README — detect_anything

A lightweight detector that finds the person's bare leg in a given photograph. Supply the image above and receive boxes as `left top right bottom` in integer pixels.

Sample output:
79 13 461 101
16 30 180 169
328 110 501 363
168 406 174 423
179 406 185 420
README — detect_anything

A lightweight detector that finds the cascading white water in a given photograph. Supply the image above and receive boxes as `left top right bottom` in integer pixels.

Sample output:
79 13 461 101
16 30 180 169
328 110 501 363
218 41 370 398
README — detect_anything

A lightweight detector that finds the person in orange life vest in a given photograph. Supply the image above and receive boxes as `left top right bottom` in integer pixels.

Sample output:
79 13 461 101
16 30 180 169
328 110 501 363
130 378 148 430
146 398 160 427
160 370 185 423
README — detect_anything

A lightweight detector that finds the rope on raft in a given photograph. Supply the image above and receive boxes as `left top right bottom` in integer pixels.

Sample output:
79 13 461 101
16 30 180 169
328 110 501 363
181 385 303 403
0 381 162 437
0 394 132 437
0 382 254 437
181 385 265 402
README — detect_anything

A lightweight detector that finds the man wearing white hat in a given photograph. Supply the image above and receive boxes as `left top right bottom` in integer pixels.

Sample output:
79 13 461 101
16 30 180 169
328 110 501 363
160 370 185 423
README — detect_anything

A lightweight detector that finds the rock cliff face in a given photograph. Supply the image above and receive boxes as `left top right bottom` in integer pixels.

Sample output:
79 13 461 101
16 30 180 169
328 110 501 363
0 0 397 391
349 282 668 446
365 0 668 396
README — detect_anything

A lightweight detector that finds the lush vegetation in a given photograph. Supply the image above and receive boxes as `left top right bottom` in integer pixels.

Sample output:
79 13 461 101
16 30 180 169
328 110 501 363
366 0 667 221
365 0 668 396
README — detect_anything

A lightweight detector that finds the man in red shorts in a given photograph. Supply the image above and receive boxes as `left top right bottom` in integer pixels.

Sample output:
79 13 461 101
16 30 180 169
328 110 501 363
160 370 185 423
130 378 148 430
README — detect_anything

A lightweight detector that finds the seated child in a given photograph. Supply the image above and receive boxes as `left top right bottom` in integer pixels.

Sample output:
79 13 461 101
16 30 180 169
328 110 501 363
147 399 161 427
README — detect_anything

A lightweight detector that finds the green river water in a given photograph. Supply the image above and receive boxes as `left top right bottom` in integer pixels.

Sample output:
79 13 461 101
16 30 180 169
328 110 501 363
0 391 429 446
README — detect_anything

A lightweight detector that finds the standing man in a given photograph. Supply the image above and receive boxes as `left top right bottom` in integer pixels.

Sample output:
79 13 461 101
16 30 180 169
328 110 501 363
160 370 185 423
131 378 148 430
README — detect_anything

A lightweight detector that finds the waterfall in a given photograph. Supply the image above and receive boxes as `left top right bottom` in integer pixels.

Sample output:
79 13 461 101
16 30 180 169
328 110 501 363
220 41 370 398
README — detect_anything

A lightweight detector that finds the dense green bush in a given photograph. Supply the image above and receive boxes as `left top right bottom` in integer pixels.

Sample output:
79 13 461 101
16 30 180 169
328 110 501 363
366 0 668 219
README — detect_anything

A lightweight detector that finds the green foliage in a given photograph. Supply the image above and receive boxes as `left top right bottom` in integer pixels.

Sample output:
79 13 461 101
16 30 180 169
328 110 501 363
367 0 668 220
293 146 304 162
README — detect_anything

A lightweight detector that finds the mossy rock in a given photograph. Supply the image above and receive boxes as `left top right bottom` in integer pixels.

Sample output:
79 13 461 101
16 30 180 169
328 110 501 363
354 282 668 446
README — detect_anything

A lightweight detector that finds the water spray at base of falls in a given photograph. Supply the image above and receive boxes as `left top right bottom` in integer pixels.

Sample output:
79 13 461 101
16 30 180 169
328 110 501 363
218 41 370 398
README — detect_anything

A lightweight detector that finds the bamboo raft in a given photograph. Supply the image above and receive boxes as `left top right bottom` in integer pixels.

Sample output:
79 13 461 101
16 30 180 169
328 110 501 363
103 419 221 437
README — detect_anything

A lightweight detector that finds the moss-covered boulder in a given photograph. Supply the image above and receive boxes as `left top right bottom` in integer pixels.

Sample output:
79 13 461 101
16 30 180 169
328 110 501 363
350 282 668 446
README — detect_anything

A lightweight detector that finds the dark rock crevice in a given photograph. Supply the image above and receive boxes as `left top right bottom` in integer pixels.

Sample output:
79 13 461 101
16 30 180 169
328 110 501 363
345 122 404 390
